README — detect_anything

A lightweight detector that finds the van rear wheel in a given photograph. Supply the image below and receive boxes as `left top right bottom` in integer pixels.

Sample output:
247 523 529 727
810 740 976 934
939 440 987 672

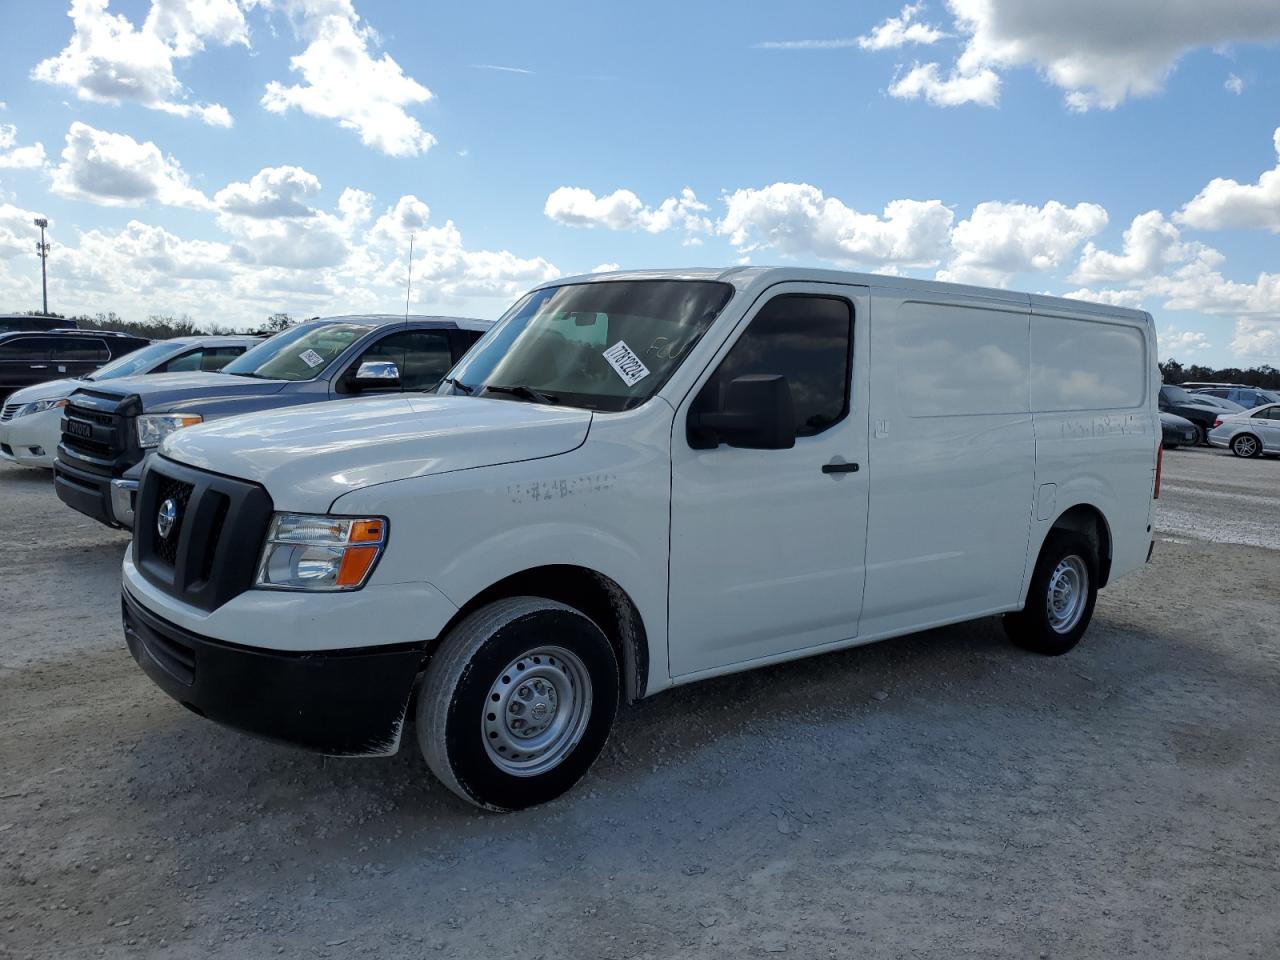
1003 531 1098 656
416 597 619 811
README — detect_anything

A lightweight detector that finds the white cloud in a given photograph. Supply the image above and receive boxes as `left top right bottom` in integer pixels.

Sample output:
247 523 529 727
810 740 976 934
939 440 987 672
214 165 323 218
1059 287 1147 309
0 124 47 170
859 3 948 50
1071 211 1200 285
1160 327 1211 355
754 39 861 51
31 0 243 127
50 122 210 209
886 0 1280 111
1231 320 1280 360
718 183 954 268
544 187 712 236
1225 73 1245 95
260 0 436 157
591 263 620 273
470 64 534 75
889 62 1000 106
0 183 560 325
940 200 1108 286
0 202 47 261
1176 127 1280 233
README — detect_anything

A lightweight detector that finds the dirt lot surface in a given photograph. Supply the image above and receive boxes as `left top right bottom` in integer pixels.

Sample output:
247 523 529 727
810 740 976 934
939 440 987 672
1 447 1277 959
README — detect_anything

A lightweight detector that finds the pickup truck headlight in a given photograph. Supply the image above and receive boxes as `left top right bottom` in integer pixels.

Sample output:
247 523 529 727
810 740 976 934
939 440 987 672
137 413 203 448
255 513 388 591
17 397 68 418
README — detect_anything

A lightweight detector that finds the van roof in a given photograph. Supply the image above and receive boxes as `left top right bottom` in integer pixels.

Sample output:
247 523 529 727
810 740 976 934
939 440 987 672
543 266 1150 324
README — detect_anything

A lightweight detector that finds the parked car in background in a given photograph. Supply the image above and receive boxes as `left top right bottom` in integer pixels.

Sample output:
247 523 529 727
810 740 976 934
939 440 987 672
0 329 148 402
55 315 489 529
1193 385 1280 411
0 336 259 469
1182 393 1246 414
1160 412 1199 448
1158 384 1237 445
1208 403 1280 458
118 267 1159 811
0 315 78 334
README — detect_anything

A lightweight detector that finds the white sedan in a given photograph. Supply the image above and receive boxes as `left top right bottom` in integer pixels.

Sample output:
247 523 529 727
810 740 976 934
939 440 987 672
0 335 258 469
1208 403 1280 458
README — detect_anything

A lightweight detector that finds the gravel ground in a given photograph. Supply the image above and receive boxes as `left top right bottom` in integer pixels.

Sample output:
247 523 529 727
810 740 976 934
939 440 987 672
1 446 1278 959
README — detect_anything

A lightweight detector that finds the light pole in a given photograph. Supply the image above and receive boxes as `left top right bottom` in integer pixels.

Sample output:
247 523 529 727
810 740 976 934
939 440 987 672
33 218 49 315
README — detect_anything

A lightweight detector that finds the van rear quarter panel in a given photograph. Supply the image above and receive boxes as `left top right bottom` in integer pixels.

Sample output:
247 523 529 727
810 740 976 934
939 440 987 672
1026 303 1157 593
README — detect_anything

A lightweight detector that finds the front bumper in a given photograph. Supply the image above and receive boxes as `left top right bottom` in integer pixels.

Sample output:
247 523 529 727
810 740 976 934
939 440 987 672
54 457 121 526
122 588 425 756
0 408 59 468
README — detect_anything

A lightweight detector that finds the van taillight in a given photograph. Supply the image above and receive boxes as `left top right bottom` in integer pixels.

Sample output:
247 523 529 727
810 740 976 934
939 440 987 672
1154 444 1163 499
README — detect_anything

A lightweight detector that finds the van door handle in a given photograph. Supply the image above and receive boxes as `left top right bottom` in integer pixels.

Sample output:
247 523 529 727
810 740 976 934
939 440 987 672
30 364 48 369
822 459 860 475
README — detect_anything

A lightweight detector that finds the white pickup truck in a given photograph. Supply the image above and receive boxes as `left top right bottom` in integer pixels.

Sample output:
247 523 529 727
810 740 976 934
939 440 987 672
121 268 1159 811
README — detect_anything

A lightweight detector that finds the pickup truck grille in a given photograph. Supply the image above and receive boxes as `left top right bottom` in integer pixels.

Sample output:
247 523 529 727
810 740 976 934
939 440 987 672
59 393 134 477
134 458 274 612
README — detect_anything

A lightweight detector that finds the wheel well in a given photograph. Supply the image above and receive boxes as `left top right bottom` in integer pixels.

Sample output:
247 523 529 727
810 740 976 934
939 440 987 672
434 566 649 703
1048 504 1113 587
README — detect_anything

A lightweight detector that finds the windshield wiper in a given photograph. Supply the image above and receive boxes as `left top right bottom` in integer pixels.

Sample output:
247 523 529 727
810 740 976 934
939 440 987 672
438 377 474 395
482 384 560 405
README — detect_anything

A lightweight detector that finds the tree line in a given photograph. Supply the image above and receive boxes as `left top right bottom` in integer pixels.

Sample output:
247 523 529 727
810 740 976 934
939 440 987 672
18 310 295 339
1159 359 1280 389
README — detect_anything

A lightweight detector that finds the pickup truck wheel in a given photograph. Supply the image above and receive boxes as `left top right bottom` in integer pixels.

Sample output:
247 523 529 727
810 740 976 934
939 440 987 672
1003 531 1098 656
417 597 619 812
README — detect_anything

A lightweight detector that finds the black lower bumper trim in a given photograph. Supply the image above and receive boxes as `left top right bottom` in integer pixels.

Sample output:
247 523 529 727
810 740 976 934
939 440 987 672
122 590 425 756
55 458 118 528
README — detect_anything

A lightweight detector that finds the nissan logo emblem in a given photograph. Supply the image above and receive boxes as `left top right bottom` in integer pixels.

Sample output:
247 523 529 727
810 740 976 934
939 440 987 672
157 498 178 539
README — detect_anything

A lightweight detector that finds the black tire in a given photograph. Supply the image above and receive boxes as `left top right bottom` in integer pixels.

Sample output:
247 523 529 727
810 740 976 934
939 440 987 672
1231 433 1263 458
417 597 619 811
1003 531 1099 656
1191 423 1207 446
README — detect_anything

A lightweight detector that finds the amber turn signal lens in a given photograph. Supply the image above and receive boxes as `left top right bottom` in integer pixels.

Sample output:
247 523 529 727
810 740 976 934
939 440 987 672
336 545 380 587
349 519 385 543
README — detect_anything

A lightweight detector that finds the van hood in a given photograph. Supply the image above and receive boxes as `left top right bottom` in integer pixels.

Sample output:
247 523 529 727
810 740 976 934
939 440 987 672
160 394 592 508
80 371 289 410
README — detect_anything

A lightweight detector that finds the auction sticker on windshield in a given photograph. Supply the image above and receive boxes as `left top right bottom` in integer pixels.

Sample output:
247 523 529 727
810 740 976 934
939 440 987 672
299 349 325 368
602 341 650 387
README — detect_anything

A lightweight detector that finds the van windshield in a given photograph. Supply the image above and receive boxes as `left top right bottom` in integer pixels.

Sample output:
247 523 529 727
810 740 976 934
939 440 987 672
441 280 735 412
222 321 373 381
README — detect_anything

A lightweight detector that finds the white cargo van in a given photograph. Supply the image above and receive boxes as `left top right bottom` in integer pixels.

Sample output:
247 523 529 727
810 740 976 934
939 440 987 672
120 268 1160 810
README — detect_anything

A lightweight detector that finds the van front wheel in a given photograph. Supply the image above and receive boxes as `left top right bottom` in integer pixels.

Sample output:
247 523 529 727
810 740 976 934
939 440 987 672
417 597 619 811
1003 531 1098 656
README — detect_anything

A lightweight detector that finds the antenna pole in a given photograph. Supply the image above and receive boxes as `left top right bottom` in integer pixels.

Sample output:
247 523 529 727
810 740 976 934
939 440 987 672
404 234 414 320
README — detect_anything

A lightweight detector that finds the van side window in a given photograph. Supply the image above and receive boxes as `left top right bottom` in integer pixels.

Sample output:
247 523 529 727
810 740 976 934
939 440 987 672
711 295 853 437
52 338 110 362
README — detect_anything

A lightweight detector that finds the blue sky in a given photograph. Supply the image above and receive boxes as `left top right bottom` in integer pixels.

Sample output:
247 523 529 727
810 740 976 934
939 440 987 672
0 0 1278 366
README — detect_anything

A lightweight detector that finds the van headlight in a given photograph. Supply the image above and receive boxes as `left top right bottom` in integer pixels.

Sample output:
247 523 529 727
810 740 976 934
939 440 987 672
255 513 388 591
137 413 203 448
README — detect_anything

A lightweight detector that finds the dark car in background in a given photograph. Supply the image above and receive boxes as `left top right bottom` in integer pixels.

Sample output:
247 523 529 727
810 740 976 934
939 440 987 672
0 329 148 401
0 315 78 334
55 314 491 529
1160 411 1199 448
1193 385 1280 411
1158 384 1240 445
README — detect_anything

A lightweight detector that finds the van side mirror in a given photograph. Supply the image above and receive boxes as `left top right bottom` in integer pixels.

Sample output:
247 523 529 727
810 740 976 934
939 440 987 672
353 360 401 390
689 374 796 450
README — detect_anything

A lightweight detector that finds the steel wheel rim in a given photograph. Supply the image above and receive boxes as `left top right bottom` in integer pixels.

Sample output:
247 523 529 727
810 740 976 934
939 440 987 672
1046 555 1088 634
1235 436 1257 457
482 645 592 777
